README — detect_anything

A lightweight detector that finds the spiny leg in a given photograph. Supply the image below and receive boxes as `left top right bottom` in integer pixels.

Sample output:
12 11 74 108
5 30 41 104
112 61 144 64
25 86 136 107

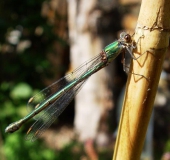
123 63 150 81
121 50 149 81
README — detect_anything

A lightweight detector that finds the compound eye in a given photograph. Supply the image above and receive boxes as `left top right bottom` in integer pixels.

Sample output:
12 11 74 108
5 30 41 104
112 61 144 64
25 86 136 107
124 34 131 43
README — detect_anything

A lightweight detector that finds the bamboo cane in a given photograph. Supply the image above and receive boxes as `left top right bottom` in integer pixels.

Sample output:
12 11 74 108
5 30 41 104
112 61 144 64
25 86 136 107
113 0 170 159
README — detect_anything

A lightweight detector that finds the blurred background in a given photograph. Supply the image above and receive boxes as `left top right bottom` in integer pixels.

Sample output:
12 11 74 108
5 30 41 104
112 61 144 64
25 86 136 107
1 0 170 160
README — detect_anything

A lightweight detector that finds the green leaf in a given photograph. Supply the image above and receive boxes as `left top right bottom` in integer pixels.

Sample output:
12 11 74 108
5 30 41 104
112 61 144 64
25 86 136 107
10 83 32 99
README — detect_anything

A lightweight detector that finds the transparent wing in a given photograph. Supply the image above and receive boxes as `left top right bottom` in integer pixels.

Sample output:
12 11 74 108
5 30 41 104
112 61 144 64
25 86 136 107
25 79 86 141
124 48 132 73
27 54 101 119
25 54 104 141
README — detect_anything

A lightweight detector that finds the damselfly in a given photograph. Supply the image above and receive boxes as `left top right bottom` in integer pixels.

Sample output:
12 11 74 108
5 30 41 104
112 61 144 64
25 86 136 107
5 32 140 141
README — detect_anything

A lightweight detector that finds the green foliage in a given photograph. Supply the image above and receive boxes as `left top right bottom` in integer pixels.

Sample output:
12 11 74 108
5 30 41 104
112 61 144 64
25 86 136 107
4 134 85 160
164 139 170 152
4 134 57 160
0 0 69 159
10 83 32 99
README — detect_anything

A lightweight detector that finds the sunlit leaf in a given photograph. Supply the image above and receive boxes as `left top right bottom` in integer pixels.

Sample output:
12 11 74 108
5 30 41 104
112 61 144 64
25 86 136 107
10 83 32 99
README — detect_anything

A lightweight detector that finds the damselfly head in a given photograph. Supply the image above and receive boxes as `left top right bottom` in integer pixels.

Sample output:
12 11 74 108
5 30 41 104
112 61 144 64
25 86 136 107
124 34 131 43
119 32 132 43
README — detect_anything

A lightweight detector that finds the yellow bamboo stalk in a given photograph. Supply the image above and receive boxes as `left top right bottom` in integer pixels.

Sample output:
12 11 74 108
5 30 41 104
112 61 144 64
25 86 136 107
113 0 170 159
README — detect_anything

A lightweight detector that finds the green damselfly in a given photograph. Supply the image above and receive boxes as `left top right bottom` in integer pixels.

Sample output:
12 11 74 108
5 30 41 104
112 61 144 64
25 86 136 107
5 32 139 141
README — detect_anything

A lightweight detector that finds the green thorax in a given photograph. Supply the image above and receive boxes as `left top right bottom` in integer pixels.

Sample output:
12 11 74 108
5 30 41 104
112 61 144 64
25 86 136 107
104 41 122 63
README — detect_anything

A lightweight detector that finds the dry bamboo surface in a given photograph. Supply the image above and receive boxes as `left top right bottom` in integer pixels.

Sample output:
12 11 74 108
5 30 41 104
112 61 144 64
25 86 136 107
113 0 170 159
